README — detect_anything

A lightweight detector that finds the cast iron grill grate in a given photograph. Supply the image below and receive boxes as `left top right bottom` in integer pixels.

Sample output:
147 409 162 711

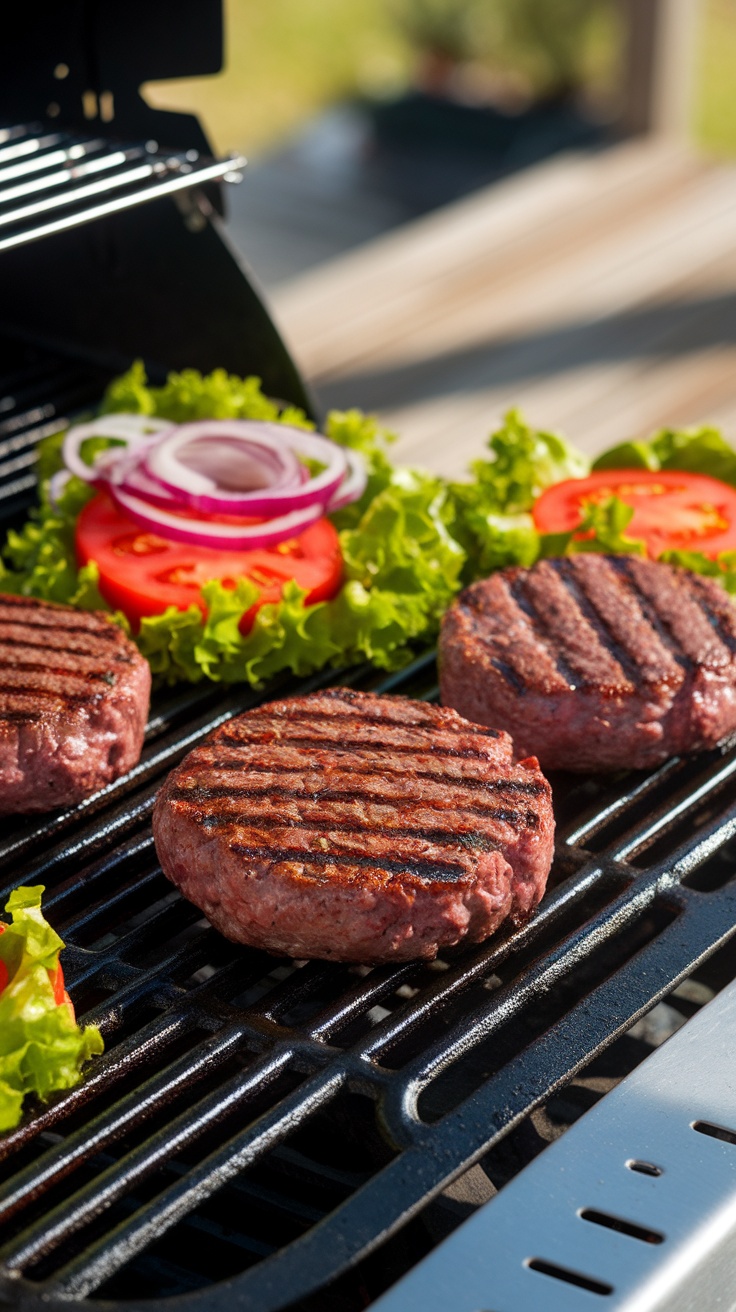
0 123 244 254
0 642 736 1311
2 376 736 1309
0 339 112 521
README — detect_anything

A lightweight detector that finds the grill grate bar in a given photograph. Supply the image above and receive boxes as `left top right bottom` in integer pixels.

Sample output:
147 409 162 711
204 883 736 1312
0 146 146 211
0 128 60 165
610 753 736 862
383 878 685 1102
560 756 685 847
0 135 107 186
2 501 736 1310
45 1064 345 1300
0 1024 247 1224
351 860 627 1067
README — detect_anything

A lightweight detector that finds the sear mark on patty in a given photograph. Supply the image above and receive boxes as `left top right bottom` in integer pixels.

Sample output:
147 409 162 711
439 554 736 773
153 689 555 963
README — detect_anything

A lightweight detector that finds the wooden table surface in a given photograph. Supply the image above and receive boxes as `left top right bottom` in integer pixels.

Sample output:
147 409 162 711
270 139 736 478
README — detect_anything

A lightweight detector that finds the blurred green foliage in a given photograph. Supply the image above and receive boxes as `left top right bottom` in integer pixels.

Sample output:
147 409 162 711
392 0 493 65
145 0 736 159
696 0 736 156
393 0 612 97
498 0 613 98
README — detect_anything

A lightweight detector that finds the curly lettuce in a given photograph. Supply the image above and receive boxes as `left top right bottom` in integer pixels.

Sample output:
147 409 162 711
1 366 466 683
0 887 103 1132
592 423 736 486
4 369 736 687
446 408 589 577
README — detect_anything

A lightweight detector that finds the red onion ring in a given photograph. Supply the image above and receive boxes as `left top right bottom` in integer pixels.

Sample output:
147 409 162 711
61 413 366 550
62 416 173 486
109 483 324 550
326 450 367 511
145 420 348 515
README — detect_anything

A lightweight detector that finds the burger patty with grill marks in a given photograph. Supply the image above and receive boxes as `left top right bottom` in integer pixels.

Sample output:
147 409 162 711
0 594 151 813
439 554 736 773
152 689 554 963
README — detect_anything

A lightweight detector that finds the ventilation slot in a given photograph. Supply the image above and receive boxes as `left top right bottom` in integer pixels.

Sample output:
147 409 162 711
692 1120 736 1146
580 1208 664 1244
627 1159 664 1177
525 1258 613 1296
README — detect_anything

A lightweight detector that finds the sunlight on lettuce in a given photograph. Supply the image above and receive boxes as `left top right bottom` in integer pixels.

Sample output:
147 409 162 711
4 367 736 687
0 887 103 1133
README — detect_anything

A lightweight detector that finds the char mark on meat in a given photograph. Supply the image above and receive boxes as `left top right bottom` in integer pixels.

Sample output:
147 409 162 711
153 690 555 963
0 592 151 813
439 554 736 773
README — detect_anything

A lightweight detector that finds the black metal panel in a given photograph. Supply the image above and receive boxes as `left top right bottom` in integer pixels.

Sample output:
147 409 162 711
0 197 317 417
0 646 735 1310
0 0 317 419
0 0 222 154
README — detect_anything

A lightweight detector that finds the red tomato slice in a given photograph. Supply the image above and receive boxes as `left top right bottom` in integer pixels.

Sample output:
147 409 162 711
76 493 343 632
532 469 736 558
47 962 67 1008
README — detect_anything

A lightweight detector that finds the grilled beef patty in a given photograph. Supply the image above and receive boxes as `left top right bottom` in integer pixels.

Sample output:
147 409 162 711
0 594 150 813
439 555 736 773
153 689 554 963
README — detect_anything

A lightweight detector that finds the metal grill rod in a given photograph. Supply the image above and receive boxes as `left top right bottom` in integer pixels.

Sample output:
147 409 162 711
0 124 245 253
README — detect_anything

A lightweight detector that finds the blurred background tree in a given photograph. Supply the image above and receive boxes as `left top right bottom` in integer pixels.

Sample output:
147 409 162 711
144 0 736 159
495 0 615 102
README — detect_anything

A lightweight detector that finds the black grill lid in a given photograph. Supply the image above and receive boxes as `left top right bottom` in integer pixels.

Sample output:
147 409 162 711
0 0 317 418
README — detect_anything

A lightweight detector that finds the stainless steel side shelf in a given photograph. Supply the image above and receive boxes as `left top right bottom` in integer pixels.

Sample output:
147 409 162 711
373 974 736 1312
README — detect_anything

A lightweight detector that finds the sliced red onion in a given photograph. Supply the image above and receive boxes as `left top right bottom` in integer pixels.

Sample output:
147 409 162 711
109 483 324 550
145 420 347 515
116 461 183 511
327 449 368 511
62 415 173 485
48 469 72 510
61 412 366 547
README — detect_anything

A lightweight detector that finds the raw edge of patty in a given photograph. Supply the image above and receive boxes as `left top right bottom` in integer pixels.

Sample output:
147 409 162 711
0 594 151 814
152 689 554 964
439 555 736 773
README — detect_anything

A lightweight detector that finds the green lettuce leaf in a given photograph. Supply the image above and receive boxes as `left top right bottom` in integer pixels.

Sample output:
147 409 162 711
0 887 103 1133
659 549 736 593
453 408 590 517
593 424 736 486
101 360 314 430
446 409 588 577
7 368 736 690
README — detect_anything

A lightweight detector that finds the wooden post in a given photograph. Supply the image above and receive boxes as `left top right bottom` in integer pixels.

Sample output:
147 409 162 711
618 0 700 138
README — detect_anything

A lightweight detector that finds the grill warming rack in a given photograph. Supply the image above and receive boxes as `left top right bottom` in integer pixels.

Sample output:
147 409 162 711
0 638 735 1310
0 123 244 254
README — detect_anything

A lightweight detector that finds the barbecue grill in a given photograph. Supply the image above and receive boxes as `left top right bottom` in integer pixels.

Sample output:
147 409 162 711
3 6 736 1311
